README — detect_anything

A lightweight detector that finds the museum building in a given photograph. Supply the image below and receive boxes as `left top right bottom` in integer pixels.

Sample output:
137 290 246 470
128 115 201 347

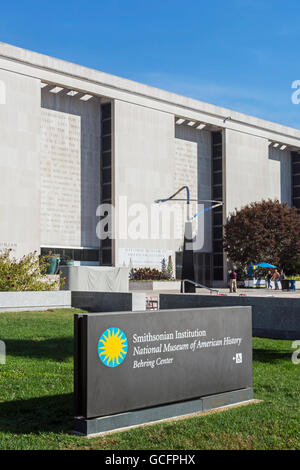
1 42 300 286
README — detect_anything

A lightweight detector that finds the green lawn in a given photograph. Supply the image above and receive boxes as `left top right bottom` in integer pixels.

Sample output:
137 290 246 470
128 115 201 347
0 309 299 450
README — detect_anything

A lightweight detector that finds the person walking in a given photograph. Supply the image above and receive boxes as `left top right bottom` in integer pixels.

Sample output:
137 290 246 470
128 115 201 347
279 270 286 290
272 269 280 290
229 269 237 293
266 270 273 289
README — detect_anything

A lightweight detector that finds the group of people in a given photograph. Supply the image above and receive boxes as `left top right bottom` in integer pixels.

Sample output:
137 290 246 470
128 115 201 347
266 269 285 290
228 268 286 293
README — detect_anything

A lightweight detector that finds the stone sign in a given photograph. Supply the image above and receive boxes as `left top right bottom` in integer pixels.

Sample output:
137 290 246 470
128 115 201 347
75 306 252 421
118 247 173 269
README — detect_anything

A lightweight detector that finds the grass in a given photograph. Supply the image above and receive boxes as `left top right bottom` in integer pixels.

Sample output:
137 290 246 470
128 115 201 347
0 309 299 450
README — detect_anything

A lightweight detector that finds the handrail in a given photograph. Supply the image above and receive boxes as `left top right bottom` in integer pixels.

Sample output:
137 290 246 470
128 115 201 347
182 279 219 294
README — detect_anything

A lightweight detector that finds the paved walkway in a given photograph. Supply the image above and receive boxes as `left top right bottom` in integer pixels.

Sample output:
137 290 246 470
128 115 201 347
134 287 300 299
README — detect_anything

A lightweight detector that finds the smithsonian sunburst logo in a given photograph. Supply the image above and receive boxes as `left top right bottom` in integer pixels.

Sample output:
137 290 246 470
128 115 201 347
98 327 128 367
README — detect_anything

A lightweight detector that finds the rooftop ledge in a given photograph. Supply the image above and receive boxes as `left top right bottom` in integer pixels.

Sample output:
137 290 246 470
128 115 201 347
0 41 300 147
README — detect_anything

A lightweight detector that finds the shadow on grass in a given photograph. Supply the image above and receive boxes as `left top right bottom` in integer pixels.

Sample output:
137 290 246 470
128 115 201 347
0 393 74 434
2 337 74 361
253 349 292 363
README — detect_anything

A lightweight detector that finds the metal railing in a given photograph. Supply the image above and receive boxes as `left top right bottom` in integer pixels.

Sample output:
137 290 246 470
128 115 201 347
182 279 219 295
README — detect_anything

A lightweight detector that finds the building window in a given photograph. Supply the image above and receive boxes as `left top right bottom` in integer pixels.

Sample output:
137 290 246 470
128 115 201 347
100 102 113 265
40 248 100 264
292 151 300 213
212 131 224 281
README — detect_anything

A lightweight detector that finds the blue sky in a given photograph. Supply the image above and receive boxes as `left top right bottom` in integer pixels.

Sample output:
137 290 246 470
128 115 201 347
1 0 300 128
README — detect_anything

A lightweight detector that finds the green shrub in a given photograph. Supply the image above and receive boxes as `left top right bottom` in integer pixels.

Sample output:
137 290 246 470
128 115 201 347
0 249 65 291
130 266 173 281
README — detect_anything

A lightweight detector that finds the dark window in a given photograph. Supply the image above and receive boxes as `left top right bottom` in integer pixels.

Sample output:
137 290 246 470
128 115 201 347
293 175 300 186
102 167 111 184
213 185 222 200
175 251 183 280
102 151 111 168
102 184 112 201
205 253 211 265
212 132 222 145
293 186 300 198
102 136 111 152
102 249 112 265
213 267 224 281
213 254 224 267
102 119 111 136
213 172 222 185
101 103 111 120
41 248 99 263
212 146 222 158
212 158 222 172
293 198 300 208
213 212 223 226
292 153 300 164
292 163 300 174
81 250 99 262
101 238 112 249
213 241 223 253
213 226 223 240
100 102 113 265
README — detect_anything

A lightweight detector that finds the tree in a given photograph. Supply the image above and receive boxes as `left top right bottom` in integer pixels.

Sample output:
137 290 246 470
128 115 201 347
223 200 300 274
167 255 174 280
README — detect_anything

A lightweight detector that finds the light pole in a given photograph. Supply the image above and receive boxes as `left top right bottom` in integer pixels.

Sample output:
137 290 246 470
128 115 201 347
155 187 223 293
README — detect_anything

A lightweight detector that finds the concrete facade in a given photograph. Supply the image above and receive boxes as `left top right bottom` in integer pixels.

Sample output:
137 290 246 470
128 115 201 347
175 125 212 253
114 100 177 268
1 42 300 285
0 68 40 259
40 88 101 249
225 130 292 215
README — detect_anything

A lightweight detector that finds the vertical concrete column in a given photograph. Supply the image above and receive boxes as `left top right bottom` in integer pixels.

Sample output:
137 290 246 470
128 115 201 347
0 70 41 258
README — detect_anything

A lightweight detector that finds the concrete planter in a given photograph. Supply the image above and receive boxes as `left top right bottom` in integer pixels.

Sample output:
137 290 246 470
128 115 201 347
0 291 71 312
130 280 181 291
244 280 266 288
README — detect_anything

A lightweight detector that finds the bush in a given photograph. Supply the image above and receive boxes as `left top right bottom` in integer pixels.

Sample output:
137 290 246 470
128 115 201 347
0 249 65 291
130 266 174 281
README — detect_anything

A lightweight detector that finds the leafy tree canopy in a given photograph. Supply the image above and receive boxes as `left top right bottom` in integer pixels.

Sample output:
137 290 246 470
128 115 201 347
223 200 300 274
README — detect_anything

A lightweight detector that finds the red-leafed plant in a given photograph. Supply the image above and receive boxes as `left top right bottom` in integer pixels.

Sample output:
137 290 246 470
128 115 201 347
223 199 300 274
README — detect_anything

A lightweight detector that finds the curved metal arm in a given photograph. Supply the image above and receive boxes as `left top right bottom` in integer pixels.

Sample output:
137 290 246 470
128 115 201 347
155 185 190 205
155 186 190 219
155 187 223 222
189 201 223 221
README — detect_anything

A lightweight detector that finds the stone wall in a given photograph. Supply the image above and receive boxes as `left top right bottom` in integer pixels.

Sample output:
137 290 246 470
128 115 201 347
175 125 212 252
0 69 40 258
160 294 300 340
41 89 101 249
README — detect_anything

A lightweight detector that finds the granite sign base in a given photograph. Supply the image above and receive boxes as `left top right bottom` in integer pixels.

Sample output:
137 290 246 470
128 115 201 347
74 388 254 437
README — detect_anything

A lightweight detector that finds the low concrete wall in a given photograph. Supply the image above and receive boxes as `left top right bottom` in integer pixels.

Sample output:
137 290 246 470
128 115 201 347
160 294 300 340
0 291 71 312
129 281 181 291
72 291 147 312
61 266 129 292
